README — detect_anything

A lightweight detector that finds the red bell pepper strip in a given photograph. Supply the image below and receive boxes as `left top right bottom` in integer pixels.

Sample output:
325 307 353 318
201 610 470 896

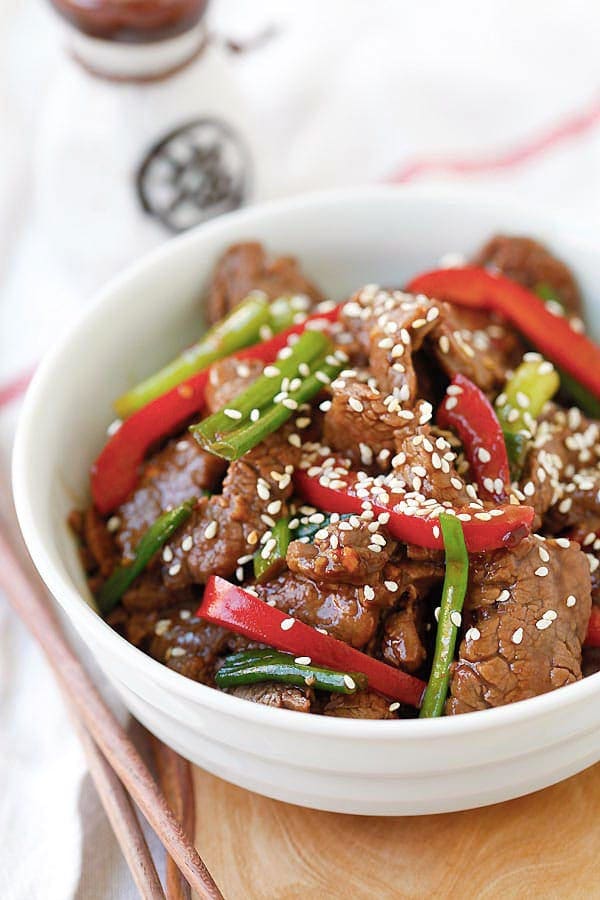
198 576 426 707
585 607 600 648
91 306 340 514
437 373 510 503
406 266 600 401
294 468 533 553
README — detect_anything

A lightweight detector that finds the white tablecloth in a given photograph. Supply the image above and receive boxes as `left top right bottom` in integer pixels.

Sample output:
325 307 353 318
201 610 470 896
1 1 599 896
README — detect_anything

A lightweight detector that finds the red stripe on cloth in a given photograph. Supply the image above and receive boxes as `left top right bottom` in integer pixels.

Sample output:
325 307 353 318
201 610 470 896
388 96 600 183
0 368 34 409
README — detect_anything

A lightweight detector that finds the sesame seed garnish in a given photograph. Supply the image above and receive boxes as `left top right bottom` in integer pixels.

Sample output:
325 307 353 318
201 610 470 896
389 701 400 712
344 675 356 691
288 434 302 447
384 580 399 592
204 521 218 540
107 515 121 533
445 396 458 411
155 619 171 636
497 590 510 603
535 566 549 577
450 611 462 628
295 656 311 666
348 397 364 413
250 408 260 422
257 483 270 501
283 398 298 410
434 606 441 622
511 627 524 644
523 482 535 497
363 585 375 601
168 562 181 577
267 500 282 515
556 538 570 548
224 408 243 420
515 391 530 409
538 546 550 563
476 447 491 464
264 365 280 378
543 610 557 621
280 617 295 631
466 626 481 641
181 536 193 552
566 595 577 607
439 335 450 354
536 618 552 630
170 647 186 658
162 546 174 563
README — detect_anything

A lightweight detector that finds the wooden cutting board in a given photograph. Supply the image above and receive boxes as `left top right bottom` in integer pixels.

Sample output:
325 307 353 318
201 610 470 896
193 763 600 898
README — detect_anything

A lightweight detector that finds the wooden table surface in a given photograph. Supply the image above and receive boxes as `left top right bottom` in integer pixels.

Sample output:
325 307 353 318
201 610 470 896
192 763 600 899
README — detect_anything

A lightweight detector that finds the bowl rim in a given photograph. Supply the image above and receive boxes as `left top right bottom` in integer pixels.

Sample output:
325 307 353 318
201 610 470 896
12 182 600 740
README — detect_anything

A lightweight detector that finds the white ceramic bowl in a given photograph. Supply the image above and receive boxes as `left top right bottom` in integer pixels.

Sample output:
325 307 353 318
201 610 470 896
13 186 600 816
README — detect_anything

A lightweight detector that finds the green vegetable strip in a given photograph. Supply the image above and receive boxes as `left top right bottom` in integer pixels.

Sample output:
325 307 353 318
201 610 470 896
197 329 330 443
420 514 469 718
495 359 560 475
253 517 291 583
293 512 351 542
535 283 600 417
215 649 368 694
96 499 195 615
115 293 275 419
195 352 343 461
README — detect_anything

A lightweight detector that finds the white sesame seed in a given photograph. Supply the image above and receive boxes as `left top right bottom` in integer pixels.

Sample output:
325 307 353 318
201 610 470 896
543 610 557 621
181 536 193 552
389 702 400 712
497 590 510 603
107 515 121 533
168 562 181 577
535 566 549 577
264 365 280 378
295 656 311 666
445 396 458 411
170 647 186 658
384 580 399 592
224 408 242 420
566 595 577 607
348 397 364 413
344 675 356 691
538 546 550 563
162 546 174 563
288 434 302 447
267 500 282 515
180 609 191 620
523 482 535 497
476 447 491 464
280 618 295 631
319 400 332 412
511 627 524 644
155 619 171 636
556 538 570 549
466 626 481 641
363 585 375 601
257 483 270 501
204 521 218 540
515 391 530 409
434 606 441 622
536 618 552 630
450 611 462 628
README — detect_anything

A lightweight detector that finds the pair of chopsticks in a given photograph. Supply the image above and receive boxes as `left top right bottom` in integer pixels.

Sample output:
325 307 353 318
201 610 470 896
0 515 223 899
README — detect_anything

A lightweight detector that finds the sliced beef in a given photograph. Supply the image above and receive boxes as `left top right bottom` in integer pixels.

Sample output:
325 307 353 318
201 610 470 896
323 691 397 719
255 570 395 649
109 604 230 684
83 507 117 577
227 683 311 713
474 234 583 317
116 434 226 560
120 570 197 614
428 304 523 393
322 376 401 465
447 536 591 714
286 519 396 585
205 242 323 326
381 600 427 674
205 356 265 414
518 406 600 532
162 433 299 587
392 429 471 506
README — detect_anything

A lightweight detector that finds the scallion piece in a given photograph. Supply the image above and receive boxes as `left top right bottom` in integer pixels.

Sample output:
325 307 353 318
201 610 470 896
215 649 368 694
420 513 469 718
253 517 290 583
96 499 195 615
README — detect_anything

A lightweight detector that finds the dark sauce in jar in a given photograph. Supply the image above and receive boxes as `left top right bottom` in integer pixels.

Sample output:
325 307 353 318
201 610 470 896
49 0 209 44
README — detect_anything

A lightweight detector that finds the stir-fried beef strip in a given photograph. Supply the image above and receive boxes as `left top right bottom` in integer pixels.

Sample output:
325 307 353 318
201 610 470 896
517 405 600 538
474 234 583 318
116 434 226 561
205 241 324 326
428 304 523 394
74 233 600 719
447 537 591 714
161 432 300 588
323 690 398 719
226 683 312 713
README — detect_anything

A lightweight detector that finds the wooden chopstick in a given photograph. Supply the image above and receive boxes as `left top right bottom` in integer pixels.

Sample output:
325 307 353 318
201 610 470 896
150 736 196 900
74 718 165 899
0 524 224 900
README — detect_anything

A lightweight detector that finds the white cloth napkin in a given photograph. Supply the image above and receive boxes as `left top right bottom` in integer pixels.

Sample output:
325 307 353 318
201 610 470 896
1 0 600 896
